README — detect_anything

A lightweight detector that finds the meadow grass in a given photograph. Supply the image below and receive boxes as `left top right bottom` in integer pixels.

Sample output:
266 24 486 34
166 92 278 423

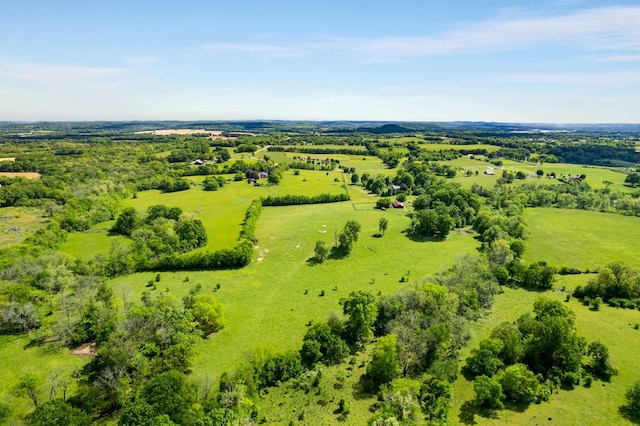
274 144 367 152
109 201 481 385
439 157 631 192
524 208 640 271
450 285 640 425
0 335 88 421
58 221 114 260
0 207 46 248
60 170 348 258
257 344 377 425
419 143 501 152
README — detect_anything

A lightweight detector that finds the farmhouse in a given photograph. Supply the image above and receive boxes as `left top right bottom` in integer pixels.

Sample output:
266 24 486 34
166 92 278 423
392 200 404 208
189 159 208 165
258 171 269 179
484 169 495 175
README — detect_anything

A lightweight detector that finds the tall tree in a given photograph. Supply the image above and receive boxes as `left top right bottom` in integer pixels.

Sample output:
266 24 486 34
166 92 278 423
342 290 377 345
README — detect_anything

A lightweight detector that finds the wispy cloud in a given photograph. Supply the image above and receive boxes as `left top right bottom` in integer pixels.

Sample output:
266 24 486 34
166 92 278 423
590 54 640 63
201 42 304 58
201 6 640 59
503 70 640 87
0 59 128 89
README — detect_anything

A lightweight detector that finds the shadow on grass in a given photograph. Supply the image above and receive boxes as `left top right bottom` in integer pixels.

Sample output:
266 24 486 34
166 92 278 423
458 400 501 425
619 405 640 424
306 256 323 266
328 248 349 261
351 375 375 401
400 228 446 243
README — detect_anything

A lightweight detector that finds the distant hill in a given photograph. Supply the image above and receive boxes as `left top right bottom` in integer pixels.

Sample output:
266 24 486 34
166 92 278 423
354 123 415 134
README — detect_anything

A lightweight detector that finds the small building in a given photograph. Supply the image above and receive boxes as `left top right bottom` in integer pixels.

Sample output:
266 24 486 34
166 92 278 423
258 171 269 179
391 184 401 190
484 169 495 175
392 200 404 209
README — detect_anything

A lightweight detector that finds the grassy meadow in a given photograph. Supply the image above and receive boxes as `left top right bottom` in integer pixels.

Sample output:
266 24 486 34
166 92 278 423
443 157 631 191
59 169 348 258
524 208 640 270
0 207 46 248
450 283 640 426
109 200 481 384
0 335 89 420
4 152 640 425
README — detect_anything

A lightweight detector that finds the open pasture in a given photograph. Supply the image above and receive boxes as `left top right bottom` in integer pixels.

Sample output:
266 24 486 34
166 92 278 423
0 207 46 248
110 201 481 382
451 285 640 425
0 335 88 420
524 208 640 271
442 157 631 191
60 170 348 258
419 143 501 152
58 221 116 260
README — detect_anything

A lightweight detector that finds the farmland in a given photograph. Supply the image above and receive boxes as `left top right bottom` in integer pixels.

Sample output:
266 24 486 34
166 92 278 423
1 121 640 425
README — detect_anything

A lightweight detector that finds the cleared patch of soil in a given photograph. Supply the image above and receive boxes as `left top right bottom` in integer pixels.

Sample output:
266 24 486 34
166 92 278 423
72 342 97 356
0 172 41 179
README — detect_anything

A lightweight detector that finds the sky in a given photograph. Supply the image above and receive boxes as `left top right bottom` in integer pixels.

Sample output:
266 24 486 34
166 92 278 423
1 0 640 123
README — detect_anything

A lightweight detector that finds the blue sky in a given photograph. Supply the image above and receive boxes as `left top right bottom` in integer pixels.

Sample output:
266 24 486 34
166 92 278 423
1 1 640 122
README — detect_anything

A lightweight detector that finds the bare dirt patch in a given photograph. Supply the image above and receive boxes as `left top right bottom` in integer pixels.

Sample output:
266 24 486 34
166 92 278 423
135 129 234 140
0 157 16 162
0 172 41 179
72 342 97 356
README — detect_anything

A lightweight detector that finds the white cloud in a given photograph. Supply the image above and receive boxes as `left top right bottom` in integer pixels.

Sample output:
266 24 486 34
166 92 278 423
201 6 640 59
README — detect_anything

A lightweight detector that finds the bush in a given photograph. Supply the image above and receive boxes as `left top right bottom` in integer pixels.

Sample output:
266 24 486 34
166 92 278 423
376 198 391 209
625 380 640 418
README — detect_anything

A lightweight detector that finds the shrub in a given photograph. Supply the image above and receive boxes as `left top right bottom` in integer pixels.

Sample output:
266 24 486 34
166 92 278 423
376 198 391 209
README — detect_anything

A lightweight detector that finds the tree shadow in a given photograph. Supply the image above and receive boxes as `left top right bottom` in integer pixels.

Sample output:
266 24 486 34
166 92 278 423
328 248 348 260
503 400 529 413
351 375 375 401
458 400 500 425
405 232 447 243
306 256 323 266
619 405 640 424
460 366 476 382
336 412 350 422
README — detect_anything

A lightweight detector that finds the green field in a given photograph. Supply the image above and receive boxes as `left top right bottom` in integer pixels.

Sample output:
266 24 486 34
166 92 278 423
109 201 481 384
0 335 88 419
442 157 631 192
524 208 640 270
59 170 348 258
450 283 640 425
419 143 501 152
0 207 46 248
